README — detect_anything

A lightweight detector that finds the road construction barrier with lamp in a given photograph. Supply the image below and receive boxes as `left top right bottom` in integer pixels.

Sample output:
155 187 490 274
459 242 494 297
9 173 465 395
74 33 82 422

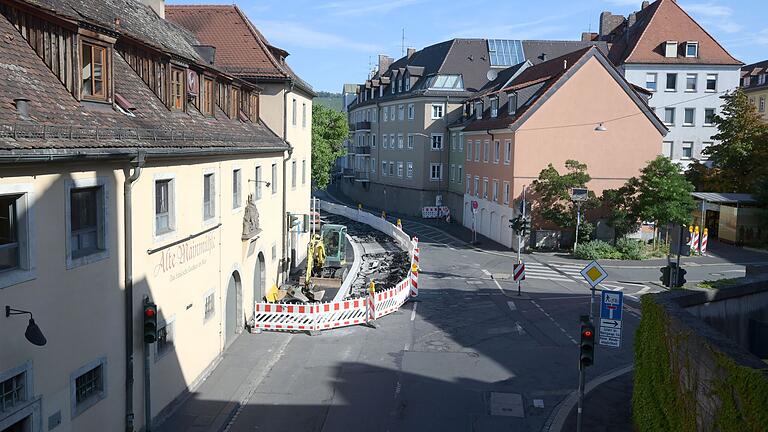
252 200 419 334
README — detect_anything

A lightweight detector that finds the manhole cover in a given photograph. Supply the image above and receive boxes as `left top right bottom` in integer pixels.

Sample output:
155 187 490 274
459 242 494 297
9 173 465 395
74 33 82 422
489 392 524 417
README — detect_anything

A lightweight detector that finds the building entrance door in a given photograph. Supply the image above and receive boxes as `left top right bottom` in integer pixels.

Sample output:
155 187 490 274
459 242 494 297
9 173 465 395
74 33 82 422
253 253 266 315
225 271 243 348
1 415 31 432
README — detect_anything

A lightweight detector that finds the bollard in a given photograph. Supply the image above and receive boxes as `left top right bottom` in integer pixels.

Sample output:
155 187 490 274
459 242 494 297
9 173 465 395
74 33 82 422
381 210 386 220
701 228 708 255
688 225 694 254
397 218 402 230
410 263 419 298
367 281 377 327
692 226 700 256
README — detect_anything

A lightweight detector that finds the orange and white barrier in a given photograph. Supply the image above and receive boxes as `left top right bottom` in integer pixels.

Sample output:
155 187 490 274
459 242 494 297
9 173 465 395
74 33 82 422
410 263 419 298
692 226 700 255
701 228 708 255
367 282 376 325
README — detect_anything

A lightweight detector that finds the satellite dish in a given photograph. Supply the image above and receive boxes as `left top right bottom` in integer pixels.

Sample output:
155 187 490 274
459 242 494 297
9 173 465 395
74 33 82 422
486 69 498 81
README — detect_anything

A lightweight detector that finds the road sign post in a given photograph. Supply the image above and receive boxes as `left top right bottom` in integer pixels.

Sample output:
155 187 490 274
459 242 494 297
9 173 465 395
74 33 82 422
471 200 478 244
513 263 526 296
599 290 624 348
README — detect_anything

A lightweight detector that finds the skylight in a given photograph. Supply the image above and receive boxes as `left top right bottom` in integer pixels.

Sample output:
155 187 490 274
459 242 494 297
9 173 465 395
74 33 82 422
488 40 525 67
428 74 464 90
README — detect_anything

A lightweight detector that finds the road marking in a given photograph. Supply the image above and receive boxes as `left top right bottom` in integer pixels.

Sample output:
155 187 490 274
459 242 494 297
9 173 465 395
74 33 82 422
537 296 590 300
411 302 418 321
507 301 517 311
531 300 578 345
404 343 410 351
514 321 524 336
481 269 492 276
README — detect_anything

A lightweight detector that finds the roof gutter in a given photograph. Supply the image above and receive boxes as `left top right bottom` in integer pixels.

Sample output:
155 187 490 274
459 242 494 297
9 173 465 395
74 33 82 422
0 146 290 164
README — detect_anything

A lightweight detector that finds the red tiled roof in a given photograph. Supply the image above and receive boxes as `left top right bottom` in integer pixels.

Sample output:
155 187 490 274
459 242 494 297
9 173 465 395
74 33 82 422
611 0 741 66
166 5 287 79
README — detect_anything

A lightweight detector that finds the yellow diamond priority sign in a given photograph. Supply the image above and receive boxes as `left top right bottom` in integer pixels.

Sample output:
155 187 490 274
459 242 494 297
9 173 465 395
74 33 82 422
580 261 608 287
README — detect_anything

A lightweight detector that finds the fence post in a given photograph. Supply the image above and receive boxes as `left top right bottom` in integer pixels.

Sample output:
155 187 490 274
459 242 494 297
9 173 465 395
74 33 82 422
367 281 377 328
309 304 320 336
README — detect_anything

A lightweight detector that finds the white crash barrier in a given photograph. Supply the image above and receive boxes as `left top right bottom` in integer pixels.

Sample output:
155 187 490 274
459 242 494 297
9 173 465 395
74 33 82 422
252 200 418 334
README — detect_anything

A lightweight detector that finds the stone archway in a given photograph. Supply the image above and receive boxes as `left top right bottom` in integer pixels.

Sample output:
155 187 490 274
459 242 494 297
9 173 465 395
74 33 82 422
253 252 266 310
225 271 243 348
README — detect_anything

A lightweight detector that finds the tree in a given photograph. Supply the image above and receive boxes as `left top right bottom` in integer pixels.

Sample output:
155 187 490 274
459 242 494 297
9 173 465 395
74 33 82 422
706 89 768 193
311 104 348 189
684 161 730 192
531 160 599 236
634 156 696 244
601 177 640 243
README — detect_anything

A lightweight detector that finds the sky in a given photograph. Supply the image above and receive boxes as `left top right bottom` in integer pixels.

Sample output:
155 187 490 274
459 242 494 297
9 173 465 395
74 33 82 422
166 0 768 93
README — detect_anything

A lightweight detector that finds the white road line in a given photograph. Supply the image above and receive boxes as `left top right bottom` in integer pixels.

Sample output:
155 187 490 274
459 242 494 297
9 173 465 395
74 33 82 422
507 301 517 311
493 278 505 294
525 275 576 282
410 302 418 321
634 287 651 297
481 269 492 276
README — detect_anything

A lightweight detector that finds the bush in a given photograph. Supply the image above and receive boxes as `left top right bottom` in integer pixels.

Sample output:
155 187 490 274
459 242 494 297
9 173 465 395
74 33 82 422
574 240 623 260
616 237 646 260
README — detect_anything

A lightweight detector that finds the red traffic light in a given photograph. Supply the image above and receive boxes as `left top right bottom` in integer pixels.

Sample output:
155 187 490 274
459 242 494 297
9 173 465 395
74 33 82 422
144 307 155 317
582 330 593 338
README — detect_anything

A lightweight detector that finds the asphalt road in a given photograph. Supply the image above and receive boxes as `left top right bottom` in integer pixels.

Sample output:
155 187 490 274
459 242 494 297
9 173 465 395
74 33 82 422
225 213 644 432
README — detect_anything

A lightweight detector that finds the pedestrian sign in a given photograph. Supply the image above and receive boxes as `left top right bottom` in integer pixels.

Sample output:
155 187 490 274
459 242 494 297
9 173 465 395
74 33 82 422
580 261 608 287
599 290 623 348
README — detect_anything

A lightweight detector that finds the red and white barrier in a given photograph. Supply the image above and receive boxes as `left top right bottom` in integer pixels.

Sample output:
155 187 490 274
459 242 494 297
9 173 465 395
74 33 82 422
701 228 708 255
691 227 700 255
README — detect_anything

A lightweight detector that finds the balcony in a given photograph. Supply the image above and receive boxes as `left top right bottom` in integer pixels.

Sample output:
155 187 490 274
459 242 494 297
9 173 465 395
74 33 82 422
354 170 370 182
342 168 354 178
354 121 371 132
354 146 371 156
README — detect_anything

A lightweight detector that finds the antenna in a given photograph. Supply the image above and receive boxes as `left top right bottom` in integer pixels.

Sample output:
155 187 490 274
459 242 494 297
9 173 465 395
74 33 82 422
402 28 405 57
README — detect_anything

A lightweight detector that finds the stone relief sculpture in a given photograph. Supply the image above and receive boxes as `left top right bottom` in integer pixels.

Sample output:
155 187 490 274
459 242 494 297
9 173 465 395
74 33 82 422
242 193 261 240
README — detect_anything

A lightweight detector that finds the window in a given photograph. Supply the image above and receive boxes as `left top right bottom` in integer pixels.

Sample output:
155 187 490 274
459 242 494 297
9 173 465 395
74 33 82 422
204 291 215 322
272 164 278 194
665 41 678 58
156 319 175 359
704 108 716 126
685 74 697 92
383 107 389 122
760 96 766 113
490 98 499 117
302 103 307 128
81 42 108 100
408 103 415 120
382 160 387 175
685 41 698 58
291 161 297 188
474 177 480 196
397 162 404 178
398 134 404 149
72 359 106 417
504 140 512 164
450 164 456 181
69 186 105 260
760 75 767 86
203 173 216 220
155 179 174 235
431 103 445 119
487 39 525 66
457 165 463 182
701 142 712 159
370 158 376 173
682 142 693 159
389 162 394 176
396 79 401 93
492 180 499 202
475 101 483 119
503 182 510 205
232 169 242 209
407 135 414 149
254 166 263 200
683 108 695 126
405 77 411 91
466 141 472 161
389 106 395 121
483 140 490 162
508 93 517 115
170 67 184 110
645 73 657 91
292 99 297 126
231 87 240 118
202 78 214 115
483 178 489 199
665 73 677 91
428 74 464 90
664 107 675 125
706 74 717 92
1 367 28 414
430 164 442 181
431 134 443 150
494 140 500 163
662 141 673 158
383 134 389 148
407 162 414 178
466 175 471 194
458 134 464 151
474 140 481 161
398 105 404 121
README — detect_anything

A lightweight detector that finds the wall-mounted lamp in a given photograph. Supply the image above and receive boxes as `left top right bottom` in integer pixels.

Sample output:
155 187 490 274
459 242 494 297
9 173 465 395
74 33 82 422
249 180 271 187
595 123 608 132
5 306 47 346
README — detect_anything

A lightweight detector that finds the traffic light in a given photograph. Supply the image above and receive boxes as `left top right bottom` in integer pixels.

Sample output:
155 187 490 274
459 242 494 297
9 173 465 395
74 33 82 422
520 218 530 236
660 265 671 287
675 267 687 288
509 216 520 230
579 320 595 369
143 303 158 344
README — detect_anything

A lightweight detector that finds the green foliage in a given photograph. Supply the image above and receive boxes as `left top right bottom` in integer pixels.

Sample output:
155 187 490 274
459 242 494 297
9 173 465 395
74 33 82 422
712 352 768 431
602 178 641 241
635 156 696 227
311 104 348 190
574 240 623 260
707 89 768 193
531 160 598 229
314 91 344 112
697 278 740 290
755 177 768 228
615 237 645 260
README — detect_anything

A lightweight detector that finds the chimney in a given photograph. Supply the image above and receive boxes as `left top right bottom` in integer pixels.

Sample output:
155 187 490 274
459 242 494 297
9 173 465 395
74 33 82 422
407 47 416 59
628 12 637 27
378 54 393 74
581 32 598 42
641 1 650 9
599 11 625 36
13 97 30 120
140 0 165 19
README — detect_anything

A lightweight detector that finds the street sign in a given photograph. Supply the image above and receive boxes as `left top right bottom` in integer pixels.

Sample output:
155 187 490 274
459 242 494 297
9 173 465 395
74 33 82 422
513 263 526 282
571 188 589 202
580 261 608 287
599 291 623 348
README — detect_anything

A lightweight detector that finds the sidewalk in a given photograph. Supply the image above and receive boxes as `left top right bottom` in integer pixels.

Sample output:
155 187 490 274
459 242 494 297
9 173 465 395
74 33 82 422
155 331 290 432
561 370 634 431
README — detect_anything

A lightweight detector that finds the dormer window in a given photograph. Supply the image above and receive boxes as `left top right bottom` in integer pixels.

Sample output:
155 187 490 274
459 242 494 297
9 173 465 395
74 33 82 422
685 41 699 58
490 98 498 118
202 77 214 116
391 81 395 94
405 77 410 91
664 41 678 58
475 101 483 119
379 86 384 97
396 79 401 93
170 67 185 110
508 93 517 115
81 41 109 101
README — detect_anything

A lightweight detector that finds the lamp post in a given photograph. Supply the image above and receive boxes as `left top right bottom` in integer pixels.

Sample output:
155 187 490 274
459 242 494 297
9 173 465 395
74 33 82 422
571 188 589 253
5 306 47 346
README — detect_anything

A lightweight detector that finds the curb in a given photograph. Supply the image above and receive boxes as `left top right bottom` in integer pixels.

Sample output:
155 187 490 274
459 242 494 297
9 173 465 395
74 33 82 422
542 363 635 432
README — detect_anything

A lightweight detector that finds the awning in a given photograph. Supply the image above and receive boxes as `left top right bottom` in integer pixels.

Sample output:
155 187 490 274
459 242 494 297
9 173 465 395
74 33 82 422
691 192 757 205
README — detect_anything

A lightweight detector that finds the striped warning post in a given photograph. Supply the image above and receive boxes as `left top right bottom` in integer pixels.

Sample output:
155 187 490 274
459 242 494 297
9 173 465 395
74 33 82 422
700 228 708 255
367 282 376 325
687 226 694 254
410 263 419 298
692 226 700 255
513 263 526 282
397 219 403 230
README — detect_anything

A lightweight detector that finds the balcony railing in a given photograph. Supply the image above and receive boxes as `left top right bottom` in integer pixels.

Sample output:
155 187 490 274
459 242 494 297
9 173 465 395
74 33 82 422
342 168 354 178
354 121 371 131
354 171 370 182
354 146 371 155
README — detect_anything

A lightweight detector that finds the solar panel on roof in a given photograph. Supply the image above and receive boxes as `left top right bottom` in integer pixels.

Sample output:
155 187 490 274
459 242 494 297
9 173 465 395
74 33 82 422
488 40 525 67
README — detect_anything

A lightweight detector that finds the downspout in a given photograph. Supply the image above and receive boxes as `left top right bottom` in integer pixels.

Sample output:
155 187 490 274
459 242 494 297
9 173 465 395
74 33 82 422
282 81 295 284
124 151 145 432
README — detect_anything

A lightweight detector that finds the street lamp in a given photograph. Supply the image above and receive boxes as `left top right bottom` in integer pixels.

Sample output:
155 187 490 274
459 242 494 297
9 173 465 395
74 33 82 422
594 123 608 132
5 306 47 346
571 188 589 253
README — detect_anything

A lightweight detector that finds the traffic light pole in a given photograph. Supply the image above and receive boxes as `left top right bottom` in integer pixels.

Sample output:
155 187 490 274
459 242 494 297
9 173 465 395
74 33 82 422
577 364 586 432
144 340 151 432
